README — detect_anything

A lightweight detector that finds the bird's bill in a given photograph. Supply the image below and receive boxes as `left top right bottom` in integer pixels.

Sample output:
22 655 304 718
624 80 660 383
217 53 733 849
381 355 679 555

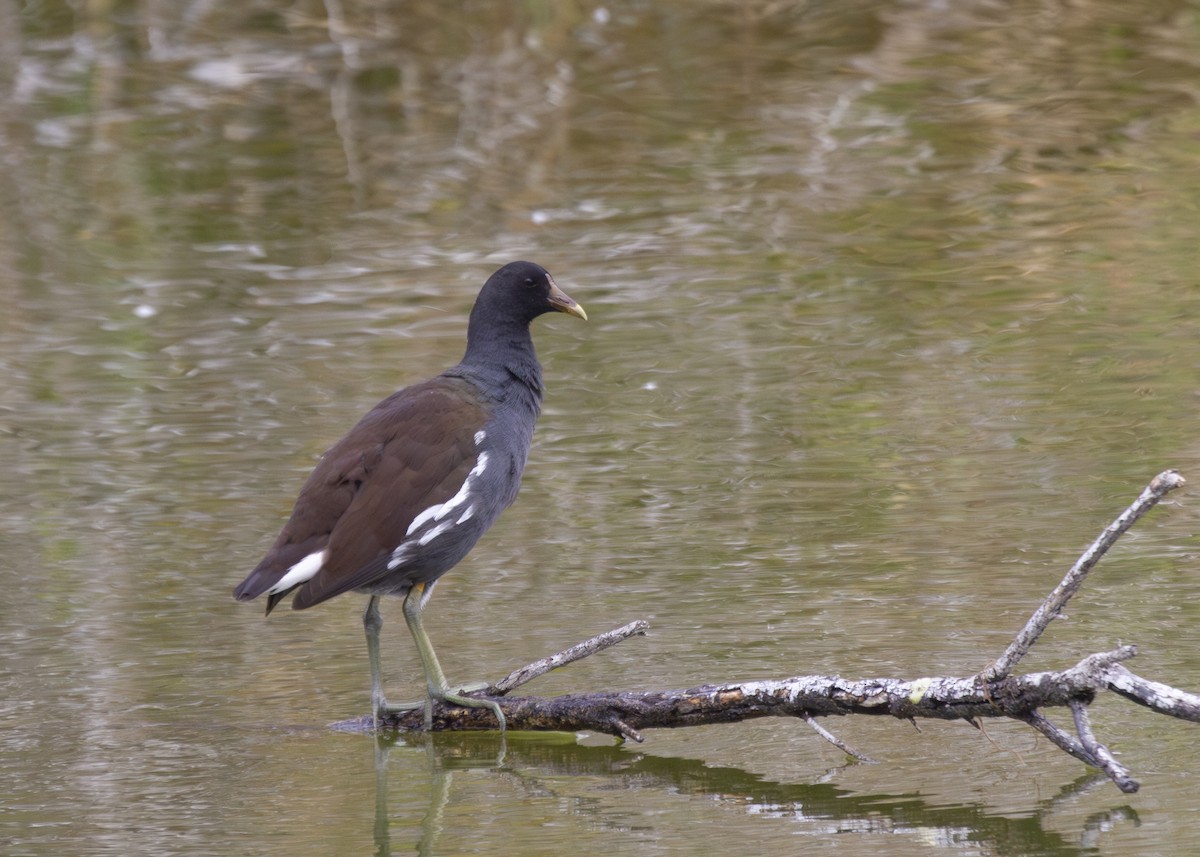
547 278 588 321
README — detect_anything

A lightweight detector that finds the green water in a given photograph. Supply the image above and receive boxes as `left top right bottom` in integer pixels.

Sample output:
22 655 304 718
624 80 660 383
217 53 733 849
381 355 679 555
3 1 1200 854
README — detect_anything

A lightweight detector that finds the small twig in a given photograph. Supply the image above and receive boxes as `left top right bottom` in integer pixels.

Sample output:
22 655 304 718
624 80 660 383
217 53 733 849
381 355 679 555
802 712 878 763
1074 646 1138 673
611 718 644 743
1020 710 1100 768
488 620 649 696
1069 700 1138 794
984 470 1184 682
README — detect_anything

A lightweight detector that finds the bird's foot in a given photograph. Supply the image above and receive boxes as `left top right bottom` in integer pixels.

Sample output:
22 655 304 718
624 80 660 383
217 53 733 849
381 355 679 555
371 697 424 731
372 683 504 733
428 681 506 733
378 699 426 714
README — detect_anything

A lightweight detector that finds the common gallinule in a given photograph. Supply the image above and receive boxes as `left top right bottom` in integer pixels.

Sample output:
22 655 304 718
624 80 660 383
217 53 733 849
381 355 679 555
234 261 586 731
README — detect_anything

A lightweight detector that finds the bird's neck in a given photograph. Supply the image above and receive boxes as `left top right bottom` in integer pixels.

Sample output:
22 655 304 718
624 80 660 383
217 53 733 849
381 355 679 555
456 326 545 406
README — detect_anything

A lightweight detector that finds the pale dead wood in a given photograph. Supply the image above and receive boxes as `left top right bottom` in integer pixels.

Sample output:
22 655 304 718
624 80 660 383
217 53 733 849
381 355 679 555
487 620 649 696
333 470 1195 794
982 469 1185 683
1103 664 1200 721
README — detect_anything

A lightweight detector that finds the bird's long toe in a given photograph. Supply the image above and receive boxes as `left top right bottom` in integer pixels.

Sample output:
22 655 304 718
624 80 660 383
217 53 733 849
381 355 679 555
429 685 507 733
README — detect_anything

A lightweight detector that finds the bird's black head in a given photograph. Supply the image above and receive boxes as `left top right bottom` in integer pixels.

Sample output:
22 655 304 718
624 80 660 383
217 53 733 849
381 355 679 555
474 261 587 327
461 261 586 372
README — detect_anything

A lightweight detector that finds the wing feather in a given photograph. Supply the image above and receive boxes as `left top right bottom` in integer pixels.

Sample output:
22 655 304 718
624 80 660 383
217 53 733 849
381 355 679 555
235 377 486 610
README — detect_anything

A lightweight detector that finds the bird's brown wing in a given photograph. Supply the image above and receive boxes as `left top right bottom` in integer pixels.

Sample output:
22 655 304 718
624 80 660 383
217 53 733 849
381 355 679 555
236 378 486 610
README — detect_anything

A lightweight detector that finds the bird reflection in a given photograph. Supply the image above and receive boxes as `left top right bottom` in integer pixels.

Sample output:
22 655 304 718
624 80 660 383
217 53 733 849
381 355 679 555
371 732 506 857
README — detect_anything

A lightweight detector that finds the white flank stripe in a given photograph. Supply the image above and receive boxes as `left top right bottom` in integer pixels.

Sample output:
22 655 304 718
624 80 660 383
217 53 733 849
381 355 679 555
267 549 326 593
474 430 486 446
418 520 453 546
387 544 413 570
404 452 490 537
405 504 440 536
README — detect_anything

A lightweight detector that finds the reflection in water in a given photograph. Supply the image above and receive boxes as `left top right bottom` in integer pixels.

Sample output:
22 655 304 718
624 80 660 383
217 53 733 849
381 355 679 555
368 733 1135 855
373 739 393 857
414 752 450 857
372 733 507 857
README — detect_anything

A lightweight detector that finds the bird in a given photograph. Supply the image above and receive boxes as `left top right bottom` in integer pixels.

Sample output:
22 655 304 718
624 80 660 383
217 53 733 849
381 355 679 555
233 260 586 732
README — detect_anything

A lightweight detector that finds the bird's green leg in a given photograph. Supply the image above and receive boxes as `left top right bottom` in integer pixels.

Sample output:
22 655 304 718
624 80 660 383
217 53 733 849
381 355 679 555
365 596 387 719
403 582 507 733
364 596 422 728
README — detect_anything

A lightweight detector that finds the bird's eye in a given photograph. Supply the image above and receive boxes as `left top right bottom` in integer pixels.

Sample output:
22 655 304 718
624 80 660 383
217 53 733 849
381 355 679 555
523 277 536 287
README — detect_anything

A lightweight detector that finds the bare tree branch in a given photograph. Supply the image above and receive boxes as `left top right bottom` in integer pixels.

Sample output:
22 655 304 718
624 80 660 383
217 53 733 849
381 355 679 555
488 620 648 696
1069 700 1137 793
982 469 1184 682
1019 709 1100 768
360 647 1158 735
802 712 878 764
330 471 1199 794
1102 665 1200 721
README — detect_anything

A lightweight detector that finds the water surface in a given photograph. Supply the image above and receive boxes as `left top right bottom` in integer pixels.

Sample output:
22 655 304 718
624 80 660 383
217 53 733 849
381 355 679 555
3 1 1200 854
